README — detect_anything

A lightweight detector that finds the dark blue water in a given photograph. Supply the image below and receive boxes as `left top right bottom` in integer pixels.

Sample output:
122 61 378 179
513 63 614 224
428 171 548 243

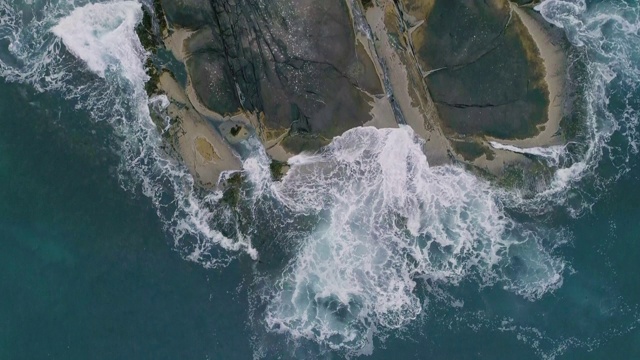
0 83 253 359
1 0 640 359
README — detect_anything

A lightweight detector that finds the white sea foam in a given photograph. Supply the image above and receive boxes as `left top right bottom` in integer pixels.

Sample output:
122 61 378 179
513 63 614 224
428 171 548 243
255 0 640 349
51 1 256 263
0 0 75 91
262 126 565 353
2 0 640 356
524 0 640 212
0 0 255 265
51 2 146 81
489 141 566 166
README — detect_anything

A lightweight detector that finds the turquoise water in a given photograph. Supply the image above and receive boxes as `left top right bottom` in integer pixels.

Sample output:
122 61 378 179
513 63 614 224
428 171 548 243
1 0 640 359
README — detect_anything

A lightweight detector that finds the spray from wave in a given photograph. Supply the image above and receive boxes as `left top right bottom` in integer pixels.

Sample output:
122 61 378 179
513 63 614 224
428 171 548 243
243 0 640 355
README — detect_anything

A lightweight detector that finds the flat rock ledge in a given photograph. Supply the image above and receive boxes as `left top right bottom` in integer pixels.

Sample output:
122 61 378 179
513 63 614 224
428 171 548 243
145 0 568 187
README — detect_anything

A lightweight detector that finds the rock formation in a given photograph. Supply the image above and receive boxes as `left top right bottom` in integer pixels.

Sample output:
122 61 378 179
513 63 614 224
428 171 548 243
145 0 567 186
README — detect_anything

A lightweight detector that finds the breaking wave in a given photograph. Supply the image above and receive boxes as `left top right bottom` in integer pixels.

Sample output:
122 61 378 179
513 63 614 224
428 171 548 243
247 0 640 355
489 141 567 166
260 126 565 354
519 0 640 214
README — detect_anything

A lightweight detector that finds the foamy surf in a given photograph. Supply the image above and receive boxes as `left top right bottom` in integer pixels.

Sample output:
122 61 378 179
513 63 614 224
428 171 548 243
260 126 565 354
51 1 146 81
49 1 257 264
529 0 640 210
246 0 640 352
0 0 258 265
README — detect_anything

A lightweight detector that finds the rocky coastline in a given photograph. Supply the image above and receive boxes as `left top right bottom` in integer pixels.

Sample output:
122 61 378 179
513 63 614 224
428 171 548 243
140 0 569 188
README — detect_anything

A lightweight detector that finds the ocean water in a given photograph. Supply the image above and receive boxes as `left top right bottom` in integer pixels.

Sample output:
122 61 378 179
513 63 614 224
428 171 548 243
1 0 639 359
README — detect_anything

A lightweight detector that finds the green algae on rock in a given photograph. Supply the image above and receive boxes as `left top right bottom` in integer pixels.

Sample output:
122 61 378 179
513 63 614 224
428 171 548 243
159 0 393 156
269 160 289 182
136 2 169 95
221 172 244 207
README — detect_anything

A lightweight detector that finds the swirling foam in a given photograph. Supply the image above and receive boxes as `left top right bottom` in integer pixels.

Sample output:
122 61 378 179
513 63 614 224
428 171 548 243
262 126 565 354
520 0 640 215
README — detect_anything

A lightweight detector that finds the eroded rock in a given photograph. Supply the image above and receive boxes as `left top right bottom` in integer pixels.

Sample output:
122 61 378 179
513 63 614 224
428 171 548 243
153 0 566 181
162 0 392 155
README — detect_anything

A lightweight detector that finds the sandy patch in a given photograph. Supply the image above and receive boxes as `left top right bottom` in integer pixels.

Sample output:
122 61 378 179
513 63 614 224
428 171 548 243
194 136 220 162
164 27 195 63
266 143 297 163
365 94 398 129
184 80 228 121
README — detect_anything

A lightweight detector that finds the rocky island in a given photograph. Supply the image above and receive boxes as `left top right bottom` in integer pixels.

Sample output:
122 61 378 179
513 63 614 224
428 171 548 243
140 0 569 188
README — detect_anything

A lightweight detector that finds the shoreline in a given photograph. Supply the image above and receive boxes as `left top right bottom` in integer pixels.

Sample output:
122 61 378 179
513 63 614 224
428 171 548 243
472 5 569 174
164 27 194 63
158 28 258 188
159 72 242 187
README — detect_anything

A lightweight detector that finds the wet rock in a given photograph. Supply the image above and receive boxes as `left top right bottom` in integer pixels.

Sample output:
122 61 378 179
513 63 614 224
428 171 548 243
511 0 542 6
154 0 563 177
219 121 250 144
405 0 549 139
160 0 214 29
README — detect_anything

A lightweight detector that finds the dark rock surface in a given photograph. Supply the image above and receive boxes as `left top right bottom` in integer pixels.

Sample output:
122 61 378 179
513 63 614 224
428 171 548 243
161 0 386 153
511 0 542 6
155 0 561 171
404 0 549 139
184 27 241 115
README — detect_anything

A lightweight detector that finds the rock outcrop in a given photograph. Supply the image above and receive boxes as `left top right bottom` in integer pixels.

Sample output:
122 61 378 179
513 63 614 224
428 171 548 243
148 0 566 185
162 0 395 158
405 0 548 139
